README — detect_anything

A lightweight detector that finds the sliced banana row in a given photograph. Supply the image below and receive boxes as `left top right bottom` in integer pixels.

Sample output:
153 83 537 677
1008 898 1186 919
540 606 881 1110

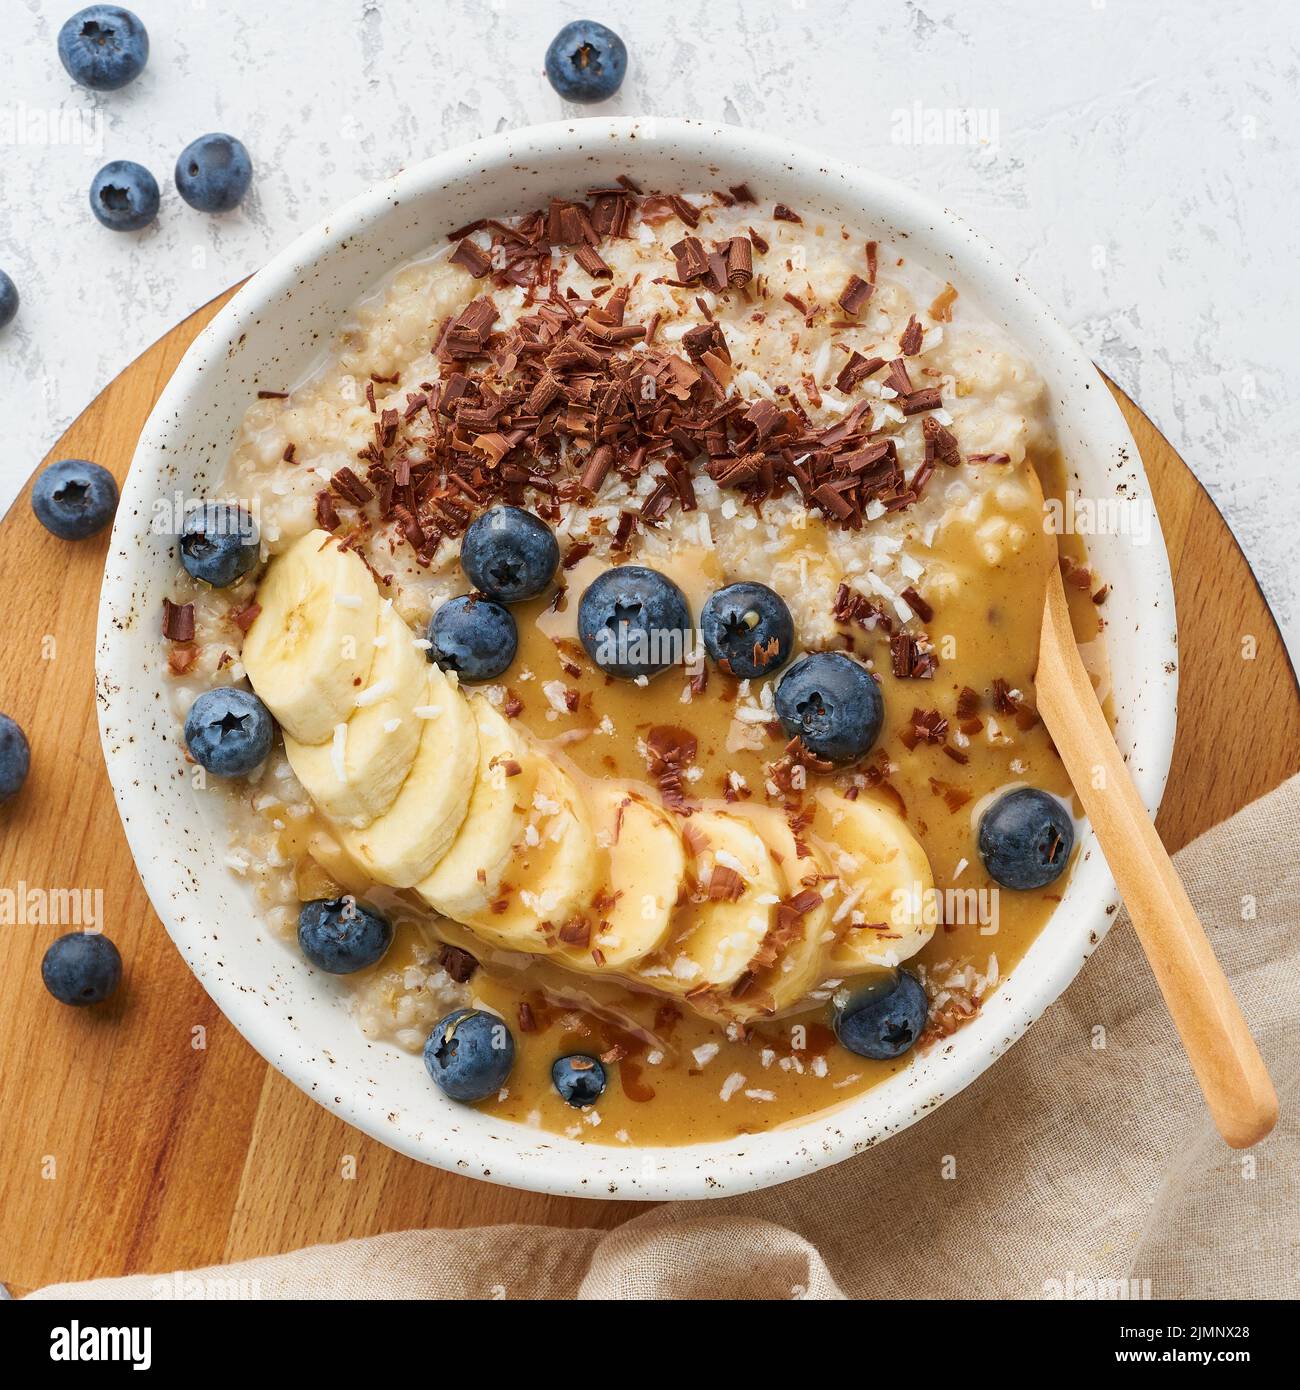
243 530 937 1020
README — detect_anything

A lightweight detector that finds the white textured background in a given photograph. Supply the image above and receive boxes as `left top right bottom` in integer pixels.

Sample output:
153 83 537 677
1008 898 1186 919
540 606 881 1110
1 0 1296 658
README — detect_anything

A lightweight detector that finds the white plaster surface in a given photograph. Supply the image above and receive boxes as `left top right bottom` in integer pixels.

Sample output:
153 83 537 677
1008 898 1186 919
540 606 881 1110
1 0 1296 659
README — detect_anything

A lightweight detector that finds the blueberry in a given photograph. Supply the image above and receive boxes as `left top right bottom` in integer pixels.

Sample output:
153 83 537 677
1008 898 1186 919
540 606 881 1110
701 581 795 680
57 6 148 91
41 932 122 1006
90 160 160 232
297 897 393 975
543 20 627 103
552 1053 607 1108
833 969 928 1060
428 594 517 681
577 565 692 680
175 133 253 214
183 687 274 776
0 713 31 802
424 1008 515 1103
179 503 260 587
460 506 559 604
0 270 18 331
978 787 1075 890
31 459 118 540
774 651 883 765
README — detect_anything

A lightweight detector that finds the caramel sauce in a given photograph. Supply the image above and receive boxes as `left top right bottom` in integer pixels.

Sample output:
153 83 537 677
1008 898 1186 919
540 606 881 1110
274 449 1107 1146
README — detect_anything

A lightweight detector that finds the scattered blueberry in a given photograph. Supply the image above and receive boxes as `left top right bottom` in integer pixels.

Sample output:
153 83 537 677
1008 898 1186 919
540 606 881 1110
543 20 627 103
183 687 274 776
297 897 393 975
179 503 260 587
57 5 149 91
175 133 253 214
774 651 883 765
41 931 123 1006
460 506 559 604
577 565 692 680
0 714 31 802
833 969 928 1060
552 1053 607 1108
701 581 795 680
31 458 118 540
978 786 1075 890
424 1008 515 1103
0 270 18 331
428 594 517 681
90 159 160 232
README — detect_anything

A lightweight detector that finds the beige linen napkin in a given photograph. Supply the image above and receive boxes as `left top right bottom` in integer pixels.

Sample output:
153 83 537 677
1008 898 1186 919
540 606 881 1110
30 775 1299 1301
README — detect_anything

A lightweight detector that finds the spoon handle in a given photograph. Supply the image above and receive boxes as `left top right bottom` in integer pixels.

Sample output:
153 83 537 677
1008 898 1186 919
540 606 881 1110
1036 565 1277 1148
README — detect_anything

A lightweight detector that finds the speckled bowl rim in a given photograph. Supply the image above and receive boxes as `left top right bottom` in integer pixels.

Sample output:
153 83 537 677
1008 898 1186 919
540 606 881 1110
97 117 1177 1201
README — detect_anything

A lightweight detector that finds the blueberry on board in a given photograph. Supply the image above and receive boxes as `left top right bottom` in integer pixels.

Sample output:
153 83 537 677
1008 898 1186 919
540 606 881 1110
183 687 274 776
175 133 253 214
701 581 795 680
31 459 119 540
460 506 559 604
57 5 148 91
552 1053 607 1108
774 651 883 765
833 969 928 1060
978 787 1075 890
424 1008 515 1103
577 565 692 680
0 713 31 802
427 594 517 681
297 897 393 974
543 20 627 103
41 932 122 1006
0 270 18 331
179 503 260 587
90 160 160 231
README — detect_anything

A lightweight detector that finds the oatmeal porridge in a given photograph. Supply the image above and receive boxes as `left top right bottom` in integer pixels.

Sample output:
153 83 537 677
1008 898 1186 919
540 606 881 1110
163 182 1108 1146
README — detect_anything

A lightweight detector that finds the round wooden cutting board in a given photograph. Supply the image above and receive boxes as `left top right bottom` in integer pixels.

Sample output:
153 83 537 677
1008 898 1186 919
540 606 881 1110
0 289 1296 1295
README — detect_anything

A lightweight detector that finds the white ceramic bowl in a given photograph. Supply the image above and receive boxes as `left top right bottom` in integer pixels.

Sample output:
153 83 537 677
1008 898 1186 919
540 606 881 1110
97 118 1177 1201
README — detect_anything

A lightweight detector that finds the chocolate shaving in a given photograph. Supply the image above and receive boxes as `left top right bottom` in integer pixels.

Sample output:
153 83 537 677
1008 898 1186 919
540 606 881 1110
891 630 938 679
900 386 942 416
772 203 802 223
162 599 195 642
645 725 698 816
900 586 933 622
438 944 478 983
838 274 874 316
450 238 492 278
707 865 745 902
315 491 340 531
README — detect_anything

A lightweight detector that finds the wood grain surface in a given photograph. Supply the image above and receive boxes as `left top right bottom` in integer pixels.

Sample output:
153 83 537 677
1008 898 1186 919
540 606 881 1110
1 288 1296 1296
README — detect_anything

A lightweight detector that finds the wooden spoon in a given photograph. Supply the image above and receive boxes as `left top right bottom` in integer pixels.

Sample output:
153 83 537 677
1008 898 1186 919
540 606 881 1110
1036 561 1278 1148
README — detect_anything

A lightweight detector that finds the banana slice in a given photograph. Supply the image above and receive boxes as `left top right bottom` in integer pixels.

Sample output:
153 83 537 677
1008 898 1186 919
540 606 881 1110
641 809 782 994
722 804 836 1018
557 783 686 973
305 828 375 897
819 791 936 971
282 604 428 825
242 529 381 745
462 757 600 953
336 667 478 887
416 698 539 919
